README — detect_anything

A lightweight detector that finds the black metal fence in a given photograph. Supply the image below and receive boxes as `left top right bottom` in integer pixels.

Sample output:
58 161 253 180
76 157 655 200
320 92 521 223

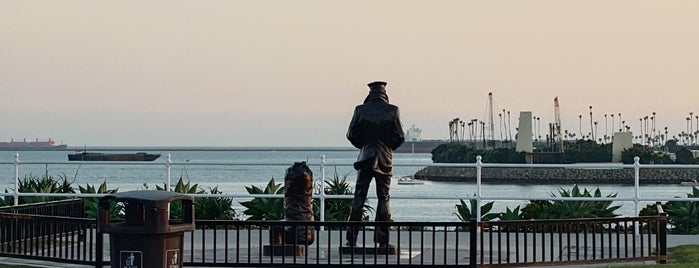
0 201 106 267
0 198 84 217
0 199 85 245
184 220 471 267
477 214 667 267
0 199 669 267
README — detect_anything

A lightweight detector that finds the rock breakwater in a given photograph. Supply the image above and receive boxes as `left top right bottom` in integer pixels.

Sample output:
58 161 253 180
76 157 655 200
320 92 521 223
413 166 699 185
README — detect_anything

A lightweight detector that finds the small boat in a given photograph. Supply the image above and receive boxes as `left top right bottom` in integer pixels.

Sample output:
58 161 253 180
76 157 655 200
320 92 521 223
68 152 161 161
680 180 699 186
397 177 425 185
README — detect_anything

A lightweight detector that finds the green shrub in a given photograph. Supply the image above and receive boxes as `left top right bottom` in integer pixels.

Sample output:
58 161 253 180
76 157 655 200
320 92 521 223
13 173 75 204
79 181 121 219
453 198 498 224
240 178 284 220
665 187 699 234
196 186 237 220
156 177 237 220
521 185 620 219
157 177 203 219
498 206 525 221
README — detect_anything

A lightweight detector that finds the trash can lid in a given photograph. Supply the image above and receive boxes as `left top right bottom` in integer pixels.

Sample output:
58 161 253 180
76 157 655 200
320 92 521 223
106 190 193 207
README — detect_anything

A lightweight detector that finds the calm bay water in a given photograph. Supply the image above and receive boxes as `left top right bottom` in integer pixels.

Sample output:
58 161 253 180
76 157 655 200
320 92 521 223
0 149 694 222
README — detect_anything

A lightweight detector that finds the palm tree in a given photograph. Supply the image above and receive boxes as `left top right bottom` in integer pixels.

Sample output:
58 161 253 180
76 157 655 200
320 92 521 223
651 112 657 144
610 113 615 134
619 113 626 131
507 110 513 143
593 121 598 143
644 116 650 145
448 120 454 142
604 114 608 143
588 106 594 141
640 118 644 142
467 121 474 142
690 112 695 141
687 117 691 145
498 112 503 144
537 117 541 142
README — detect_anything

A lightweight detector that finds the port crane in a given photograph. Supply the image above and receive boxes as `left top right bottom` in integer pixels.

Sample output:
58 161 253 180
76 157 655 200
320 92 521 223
554 97 564 152
486 92 495 148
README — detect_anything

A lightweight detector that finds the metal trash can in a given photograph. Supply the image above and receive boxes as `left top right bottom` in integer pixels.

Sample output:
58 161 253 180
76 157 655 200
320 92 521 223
98 190 195 268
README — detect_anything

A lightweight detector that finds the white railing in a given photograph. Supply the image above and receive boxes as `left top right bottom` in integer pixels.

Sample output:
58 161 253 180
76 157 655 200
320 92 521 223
3 153 699 223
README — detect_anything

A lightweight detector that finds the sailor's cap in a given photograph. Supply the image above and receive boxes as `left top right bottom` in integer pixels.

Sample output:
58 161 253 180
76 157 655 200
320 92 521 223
367 81 387 91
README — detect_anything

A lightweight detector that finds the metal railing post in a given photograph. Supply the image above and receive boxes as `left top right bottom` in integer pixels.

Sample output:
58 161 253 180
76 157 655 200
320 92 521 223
320 155 326 225
14 153 19 206
634 156 640 235
476 155 483 223
167 154 172 191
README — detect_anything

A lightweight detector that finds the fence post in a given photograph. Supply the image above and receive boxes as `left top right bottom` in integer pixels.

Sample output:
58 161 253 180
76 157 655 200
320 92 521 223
95 226 104 268
475 155 483 223
14 153 19 206
634 156 640 235
470 218 478 268
656 202 668 264
320 155 326 225
166 154 172 191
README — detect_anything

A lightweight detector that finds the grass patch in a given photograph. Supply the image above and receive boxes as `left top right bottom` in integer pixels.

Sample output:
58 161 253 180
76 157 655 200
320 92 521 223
602 245 699 267
668 245 699 264
617 264 698 268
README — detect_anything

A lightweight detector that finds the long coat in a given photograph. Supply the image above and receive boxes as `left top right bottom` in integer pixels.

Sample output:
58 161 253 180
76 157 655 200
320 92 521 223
346 92 405 175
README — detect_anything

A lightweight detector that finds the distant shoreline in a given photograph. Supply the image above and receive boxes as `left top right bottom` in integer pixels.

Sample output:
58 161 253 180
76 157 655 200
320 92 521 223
0 146 359 152
414 166 699 185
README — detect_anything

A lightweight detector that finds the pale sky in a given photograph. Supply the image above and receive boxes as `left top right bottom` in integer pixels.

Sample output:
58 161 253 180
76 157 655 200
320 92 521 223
1 1 698 147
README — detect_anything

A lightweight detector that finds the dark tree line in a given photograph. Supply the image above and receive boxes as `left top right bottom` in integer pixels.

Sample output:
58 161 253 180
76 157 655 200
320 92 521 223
432 141 698 164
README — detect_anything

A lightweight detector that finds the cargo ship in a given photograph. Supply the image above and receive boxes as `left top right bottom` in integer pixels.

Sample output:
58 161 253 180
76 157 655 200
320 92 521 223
68 152 161 161
0 138 68 151
394 125 446 154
